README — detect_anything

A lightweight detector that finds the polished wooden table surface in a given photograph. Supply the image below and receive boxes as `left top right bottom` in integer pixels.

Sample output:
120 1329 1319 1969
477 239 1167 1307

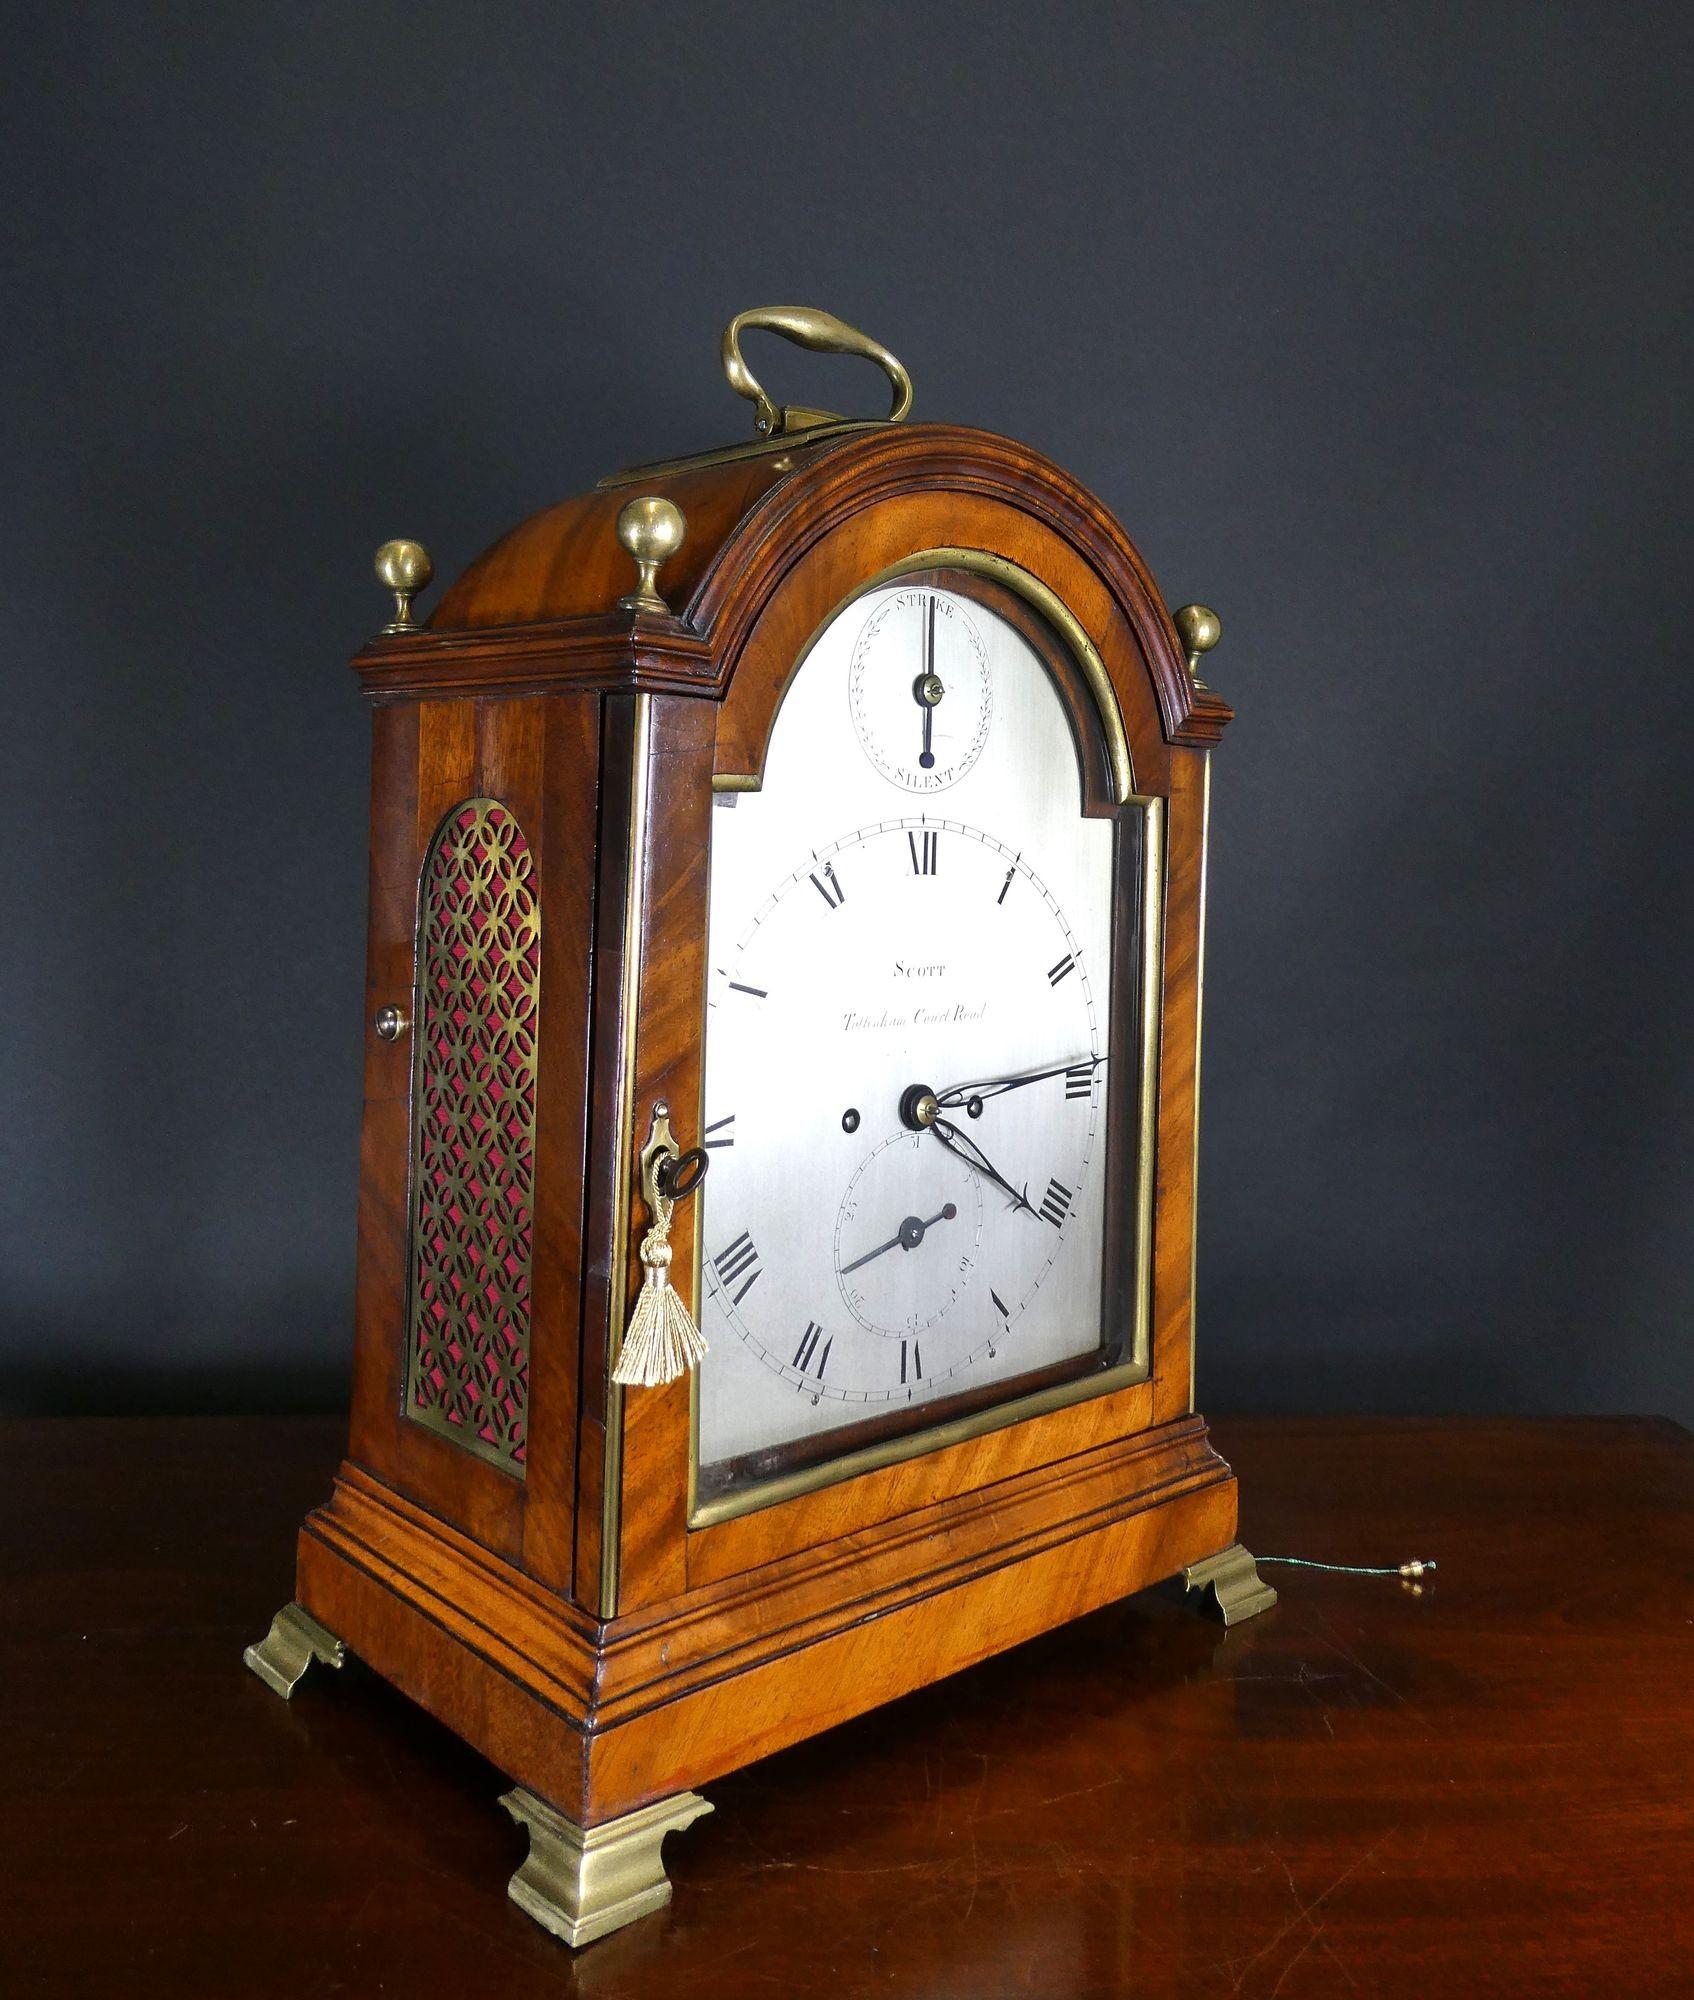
4 1415 1691 1996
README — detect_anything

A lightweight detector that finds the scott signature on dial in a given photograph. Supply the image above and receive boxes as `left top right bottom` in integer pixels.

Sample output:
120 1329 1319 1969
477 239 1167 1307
841 1001 989 1033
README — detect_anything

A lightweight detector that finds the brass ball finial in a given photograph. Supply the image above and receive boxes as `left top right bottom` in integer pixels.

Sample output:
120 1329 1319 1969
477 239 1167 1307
1173 603 1222 682
375 539 434 634
615 497 687 615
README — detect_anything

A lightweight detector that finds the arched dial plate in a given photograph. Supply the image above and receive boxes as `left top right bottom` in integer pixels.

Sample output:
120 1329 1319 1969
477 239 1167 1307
697 576 1131 1501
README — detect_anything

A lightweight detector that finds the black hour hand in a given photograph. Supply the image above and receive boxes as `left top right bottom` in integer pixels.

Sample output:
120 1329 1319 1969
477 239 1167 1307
928 1117 1035 1218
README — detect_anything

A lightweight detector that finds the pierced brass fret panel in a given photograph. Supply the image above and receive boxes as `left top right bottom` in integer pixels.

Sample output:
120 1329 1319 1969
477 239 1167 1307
405 797 539 1475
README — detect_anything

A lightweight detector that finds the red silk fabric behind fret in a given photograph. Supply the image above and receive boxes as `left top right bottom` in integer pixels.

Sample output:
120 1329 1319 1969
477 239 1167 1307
405 799 539 1473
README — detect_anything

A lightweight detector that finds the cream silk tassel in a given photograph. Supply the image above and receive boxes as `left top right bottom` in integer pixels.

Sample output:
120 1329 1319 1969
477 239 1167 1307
612 1185 708 1388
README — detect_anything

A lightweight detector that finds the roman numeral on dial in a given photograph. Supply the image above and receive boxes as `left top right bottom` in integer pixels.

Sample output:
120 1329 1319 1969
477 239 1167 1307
900 1338 923 1383
712 1231 762 1306
1065 1064 1095 1100
1038 1179 1074 1228
908 829 939 876
703 1114 735 1149
1048 952 1076 987
810 862 846 909
793 1321 832 1377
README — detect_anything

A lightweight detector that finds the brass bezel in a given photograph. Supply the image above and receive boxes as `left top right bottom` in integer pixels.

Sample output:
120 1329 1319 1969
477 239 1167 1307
685 551 1163 1529
1188 751 1212 1413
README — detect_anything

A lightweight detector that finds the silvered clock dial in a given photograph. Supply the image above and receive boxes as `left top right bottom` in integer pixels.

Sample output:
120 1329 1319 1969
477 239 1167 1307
697 572 1145 1502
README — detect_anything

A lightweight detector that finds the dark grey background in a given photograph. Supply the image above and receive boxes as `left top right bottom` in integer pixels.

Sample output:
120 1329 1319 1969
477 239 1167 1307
4 3 1689 1422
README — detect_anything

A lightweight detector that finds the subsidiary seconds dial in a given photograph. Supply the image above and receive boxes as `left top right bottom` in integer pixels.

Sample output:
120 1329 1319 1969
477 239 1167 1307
834 1129 985 1337
849 588 992 791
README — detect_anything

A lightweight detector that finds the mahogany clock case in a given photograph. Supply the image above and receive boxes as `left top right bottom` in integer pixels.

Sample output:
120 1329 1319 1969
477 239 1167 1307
267 414 1260 1851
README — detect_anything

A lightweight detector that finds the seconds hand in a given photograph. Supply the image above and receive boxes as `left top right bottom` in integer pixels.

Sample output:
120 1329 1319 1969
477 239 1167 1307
839 1203 958 1276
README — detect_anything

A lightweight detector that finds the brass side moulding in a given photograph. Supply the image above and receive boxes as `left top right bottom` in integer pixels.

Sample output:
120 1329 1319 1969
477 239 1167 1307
243 1602 346 1699
500 1788 714 1949
1182 1542 1278 1626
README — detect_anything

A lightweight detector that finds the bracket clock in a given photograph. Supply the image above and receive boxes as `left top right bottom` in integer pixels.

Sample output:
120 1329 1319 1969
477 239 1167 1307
246 306 1275 1948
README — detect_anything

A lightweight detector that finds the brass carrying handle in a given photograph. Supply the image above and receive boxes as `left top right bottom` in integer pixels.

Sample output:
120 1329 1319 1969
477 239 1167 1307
721 306 913 439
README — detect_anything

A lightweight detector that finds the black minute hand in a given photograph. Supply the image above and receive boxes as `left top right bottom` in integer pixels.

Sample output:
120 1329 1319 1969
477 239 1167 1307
933 1053 1105 1112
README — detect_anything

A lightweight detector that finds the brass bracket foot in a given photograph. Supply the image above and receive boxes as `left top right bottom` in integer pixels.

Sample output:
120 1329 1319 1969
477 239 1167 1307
1183 1543 1279 1626
500 1786 713 1948
243 1602 347 1699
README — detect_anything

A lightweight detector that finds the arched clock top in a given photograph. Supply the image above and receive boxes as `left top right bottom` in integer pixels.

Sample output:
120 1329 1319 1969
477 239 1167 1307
373 426 1230 767
690 427 1227 761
